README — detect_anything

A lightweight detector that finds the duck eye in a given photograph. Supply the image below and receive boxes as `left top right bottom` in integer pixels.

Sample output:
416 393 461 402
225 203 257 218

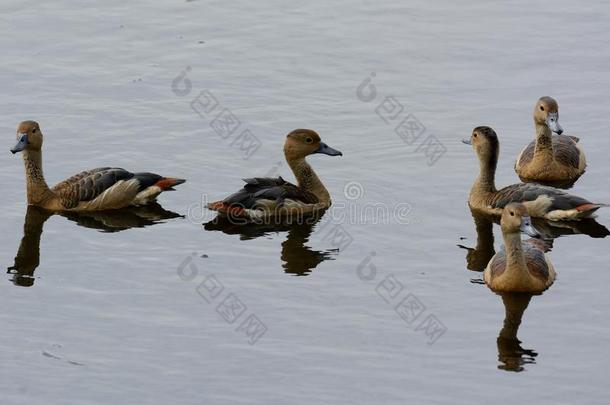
473 133 477 138
32 128 37 133
510 211 514 216
305 137 313 144
540 105 545 111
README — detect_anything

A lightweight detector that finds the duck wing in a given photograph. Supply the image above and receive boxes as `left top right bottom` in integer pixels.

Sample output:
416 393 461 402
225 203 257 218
522 242 551 282
52 167 167 209
222 176 319 208
516 135 581 169
490 240 550 280
490 183 592 211
553 134 581 169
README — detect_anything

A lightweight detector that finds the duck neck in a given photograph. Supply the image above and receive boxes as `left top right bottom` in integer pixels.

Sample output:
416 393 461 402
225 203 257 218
472 149 498 195
534 123 554 160
22 150 53 205
502 231 529 280
287 157 331 204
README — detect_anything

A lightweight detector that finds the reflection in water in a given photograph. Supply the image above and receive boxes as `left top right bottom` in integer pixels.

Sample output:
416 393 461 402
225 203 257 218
204 214 337 276
496 292 537 372
458 210 496 272
7 204 182 287
459 210 609 372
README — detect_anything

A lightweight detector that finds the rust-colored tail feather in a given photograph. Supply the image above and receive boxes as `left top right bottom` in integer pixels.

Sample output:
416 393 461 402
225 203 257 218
576 203 601 212
574 203 605 219
155 178 186 190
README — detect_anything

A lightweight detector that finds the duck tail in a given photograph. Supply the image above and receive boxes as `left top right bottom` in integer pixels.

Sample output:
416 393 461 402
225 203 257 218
155 178 186 191
575 203 605 218
207 201 246 216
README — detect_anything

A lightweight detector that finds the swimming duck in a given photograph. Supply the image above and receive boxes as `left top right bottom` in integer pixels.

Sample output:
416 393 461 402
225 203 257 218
11 121 185 211
515 97 586 187
464 126 604 220
484 203 555 293
208 129 342 220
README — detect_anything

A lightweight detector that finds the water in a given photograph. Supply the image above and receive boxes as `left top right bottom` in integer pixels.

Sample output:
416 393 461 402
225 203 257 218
2 0 610 404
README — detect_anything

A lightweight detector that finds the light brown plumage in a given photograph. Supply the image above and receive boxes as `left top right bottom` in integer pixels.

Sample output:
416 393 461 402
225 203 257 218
484 203 556 293
207 129 343 220
10 121 185 211
465 126 603 220
515 97 586 187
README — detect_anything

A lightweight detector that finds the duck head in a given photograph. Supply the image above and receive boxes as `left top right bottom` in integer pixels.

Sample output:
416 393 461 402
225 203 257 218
11 121 43 154
534 96 563 135
283 129 342 161
462 126 499 167
501 203 540 238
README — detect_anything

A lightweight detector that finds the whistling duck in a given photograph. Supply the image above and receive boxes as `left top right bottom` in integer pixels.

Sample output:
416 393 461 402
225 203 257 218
515 97 586 187
10 121 185 211
208 129 342 220
484 203 555 293
464 126 604 220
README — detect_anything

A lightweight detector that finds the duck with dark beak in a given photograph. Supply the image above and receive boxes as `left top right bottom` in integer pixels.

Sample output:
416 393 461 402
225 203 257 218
514 96 586 186
11 133 29 154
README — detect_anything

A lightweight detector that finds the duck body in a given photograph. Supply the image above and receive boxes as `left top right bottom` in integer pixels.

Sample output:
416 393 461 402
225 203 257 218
484 203 555 293
465 126 603 221
485 239 556 293
515 97 586 187
209 176 321 219
11 121 185 212
516 134 586 185
48 167 185 211
208 129 342 221
470 182 601 221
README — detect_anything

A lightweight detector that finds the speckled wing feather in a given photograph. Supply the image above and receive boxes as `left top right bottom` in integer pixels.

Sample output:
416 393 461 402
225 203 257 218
553 135 581 169
489 250 507 278
223 177 319 208
52 167 135 209
522 243 551 281
517 142 535 166
490 183 591 210
490 240 550 281
517 135 580 168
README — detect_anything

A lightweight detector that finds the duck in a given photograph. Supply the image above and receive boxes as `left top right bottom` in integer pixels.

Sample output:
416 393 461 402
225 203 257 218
207 129 342 220
484 203 555 293
10 121 185 211
515 97 586 187
464 126 604 220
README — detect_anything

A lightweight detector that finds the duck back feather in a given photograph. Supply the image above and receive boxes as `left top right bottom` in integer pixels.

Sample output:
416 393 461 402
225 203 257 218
221 176 318 209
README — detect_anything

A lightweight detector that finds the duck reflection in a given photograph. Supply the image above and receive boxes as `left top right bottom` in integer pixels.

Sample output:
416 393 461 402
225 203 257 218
496 292 537 372
204 214 337 276
458 210 496 272
7 204 182 287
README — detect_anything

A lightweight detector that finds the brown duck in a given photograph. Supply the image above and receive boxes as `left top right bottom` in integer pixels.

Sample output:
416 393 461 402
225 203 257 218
11 121 185 211
464 126 604 220
208 129 342 220
484 203 555 293
515 97 586 187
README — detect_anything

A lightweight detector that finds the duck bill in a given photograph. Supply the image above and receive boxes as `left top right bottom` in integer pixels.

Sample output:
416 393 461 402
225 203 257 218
11 133 28 154
546 113 563 135
520 216 540 238
315 142 342 156
461 139 472 145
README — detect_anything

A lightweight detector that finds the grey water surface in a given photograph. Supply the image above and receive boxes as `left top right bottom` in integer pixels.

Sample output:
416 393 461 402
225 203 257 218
1 1 609 404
